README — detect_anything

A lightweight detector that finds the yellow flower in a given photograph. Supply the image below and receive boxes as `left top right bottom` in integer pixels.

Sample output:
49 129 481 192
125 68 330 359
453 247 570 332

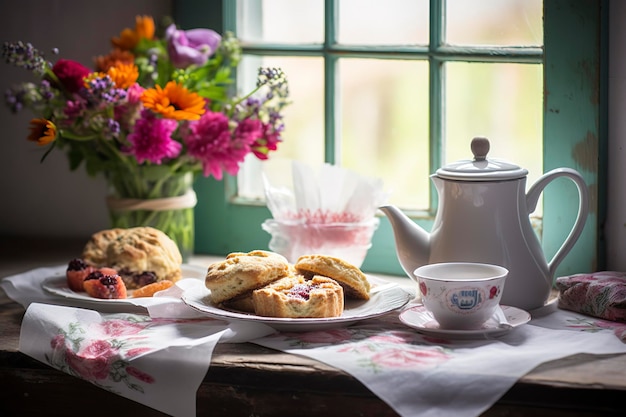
111 15 155 51
141 81 206 121
27 119 56 146
107 63 139 89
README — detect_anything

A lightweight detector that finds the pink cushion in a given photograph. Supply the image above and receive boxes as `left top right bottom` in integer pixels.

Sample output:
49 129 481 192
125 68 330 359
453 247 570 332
555 271 626 321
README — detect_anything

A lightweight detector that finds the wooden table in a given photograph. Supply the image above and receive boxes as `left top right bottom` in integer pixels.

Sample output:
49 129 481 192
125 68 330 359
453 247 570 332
1 237 625 417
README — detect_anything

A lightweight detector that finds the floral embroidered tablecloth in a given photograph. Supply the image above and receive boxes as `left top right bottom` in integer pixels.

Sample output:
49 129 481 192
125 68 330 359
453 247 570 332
252 303 626 417
5 268 626 417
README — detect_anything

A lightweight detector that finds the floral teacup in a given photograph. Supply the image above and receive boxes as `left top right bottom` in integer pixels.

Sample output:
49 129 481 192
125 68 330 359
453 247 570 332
414 262 508 330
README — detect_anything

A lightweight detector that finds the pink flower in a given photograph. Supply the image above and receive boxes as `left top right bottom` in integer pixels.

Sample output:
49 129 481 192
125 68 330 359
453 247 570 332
126 366 155 384
63 98 87 120
114 84 144 131
52 59 91 94
65 340 116 381
127 109 181 164
126 83 145 103
489 286 499 299
99 319 146 337
370 347 449 369
126 347 152 358
251 122 281 160
50 334 65 349
235 118 262 143
419 282 428 296
184 110 258 179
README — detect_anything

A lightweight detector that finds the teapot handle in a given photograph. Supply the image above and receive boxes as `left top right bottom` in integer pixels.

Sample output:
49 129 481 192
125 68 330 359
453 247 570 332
526 168 589 277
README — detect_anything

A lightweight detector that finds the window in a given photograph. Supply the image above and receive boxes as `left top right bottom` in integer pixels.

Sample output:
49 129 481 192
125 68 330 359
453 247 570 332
176 0 605 277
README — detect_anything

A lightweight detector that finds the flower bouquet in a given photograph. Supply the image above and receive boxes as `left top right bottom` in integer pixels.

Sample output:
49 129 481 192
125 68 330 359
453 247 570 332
3 16 290 258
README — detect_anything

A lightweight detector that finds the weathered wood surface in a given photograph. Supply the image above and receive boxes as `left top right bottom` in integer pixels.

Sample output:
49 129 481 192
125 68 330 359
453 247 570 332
1 239 625 416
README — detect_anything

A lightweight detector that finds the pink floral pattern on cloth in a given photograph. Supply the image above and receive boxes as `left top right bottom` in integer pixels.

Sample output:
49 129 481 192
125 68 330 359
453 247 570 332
19 303 231 417
277 327 452 372
48 315 220 392
555 271 626 322
560 315 626 342
46 316 157 393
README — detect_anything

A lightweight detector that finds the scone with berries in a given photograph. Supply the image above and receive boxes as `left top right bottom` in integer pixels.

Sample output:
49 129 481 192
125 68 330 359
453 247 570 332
82 227 182 290
252 275 344 318
294 254 371 300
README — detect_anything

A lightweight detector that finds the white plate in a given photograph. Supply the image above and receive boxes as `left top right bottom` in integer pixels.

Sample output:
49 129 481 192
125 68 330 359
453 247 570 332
181 276 415 332
41 264 206 305
399 304 530 339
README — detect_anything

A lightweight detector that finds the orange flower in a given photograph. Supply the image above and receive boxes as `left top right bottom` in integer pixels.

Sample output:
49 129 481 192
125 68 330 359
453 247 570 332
107 63 139 89
94 48 135 72
111 15 155 51
27 119 56 146
141 81 206 121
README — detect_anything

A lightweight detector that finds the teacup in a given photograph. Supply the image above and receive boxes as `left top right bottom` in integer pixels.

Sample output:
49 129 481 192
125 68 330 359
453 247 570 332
414 262 508 330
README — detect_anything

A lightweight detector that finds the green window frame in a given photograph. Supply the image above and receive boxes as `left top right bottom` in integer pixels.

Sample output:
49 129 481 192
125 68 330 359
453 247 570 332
175 0 606 277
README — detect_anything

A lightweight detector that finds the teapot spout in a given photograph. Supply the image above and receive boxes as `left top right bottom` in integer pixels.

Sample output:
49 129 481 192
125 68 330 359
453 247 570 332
379 205 431 280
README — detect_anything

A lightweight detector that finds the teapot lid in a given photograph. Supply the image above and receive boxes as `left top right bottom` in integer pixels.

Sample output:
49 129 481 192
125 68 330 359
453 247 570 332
435 137 528 181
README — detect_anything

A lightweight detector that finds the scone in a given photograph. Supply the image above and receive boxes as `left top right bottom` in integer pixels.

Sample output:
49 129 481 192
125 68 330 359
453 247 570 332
226 250 288 263
81 228 125 266
252 275 344 318
205 250 290 304
82 227 182 290
222 291 255 313
294 254 371 300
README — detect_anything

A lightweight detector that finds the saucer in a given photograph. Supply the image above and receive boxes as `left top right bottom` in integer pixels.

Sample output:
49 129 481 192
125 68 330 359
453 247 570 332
399 304 531 339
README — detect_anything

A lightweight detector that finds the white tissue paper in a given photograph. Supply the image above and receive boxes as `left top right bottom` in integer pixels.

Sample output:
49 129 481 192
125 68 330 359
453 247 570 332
262 161 389 266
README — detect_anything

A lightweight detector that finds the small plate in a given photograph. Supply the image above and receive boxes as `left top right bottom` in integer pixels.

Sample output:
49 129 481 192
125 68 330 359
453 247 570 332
182 276 415 332
41 264 206 305
399 305 530 339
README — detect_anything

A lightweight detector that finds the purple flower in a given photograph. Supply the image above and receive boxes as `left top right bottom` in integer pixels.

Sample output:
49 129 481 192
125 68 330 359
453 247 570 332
165 24 221 69
2 41 49 75
126 110 181 164
5 87 25 113
83 75 127 107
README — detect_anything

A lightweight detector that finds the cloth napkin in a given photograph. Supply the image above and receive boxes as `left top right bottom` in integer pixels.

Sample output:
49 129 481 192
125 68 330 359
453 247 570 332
0 265 203 314
2 266 276 416
555 271 626 321
19 303 229 417
252 301 626 417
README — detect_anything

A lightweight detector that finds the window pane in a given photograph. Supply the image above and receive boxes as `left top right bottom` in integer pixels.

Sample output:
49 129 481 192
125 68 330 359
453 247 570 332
446 0 543 46
237 0 324 44
339 58 430 210
237 56 325 199
338 0 429 45
445 62 543 188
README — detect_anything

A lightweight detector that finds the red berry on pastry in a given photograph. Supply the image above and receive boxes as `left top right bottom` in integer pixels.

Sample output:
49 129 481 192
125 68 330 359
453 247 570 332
83 270 128 299
66 258 95 292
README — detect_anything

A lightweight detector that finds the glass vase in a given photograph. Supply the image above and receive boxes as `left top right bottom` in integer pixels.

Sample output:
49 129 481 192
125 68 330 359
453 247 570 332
105 166 196 262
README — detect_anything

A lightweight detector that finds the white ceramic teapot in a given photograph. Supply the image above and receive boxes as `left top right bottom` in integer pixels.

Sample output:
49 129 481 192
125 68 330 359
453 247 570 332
380 137 589 311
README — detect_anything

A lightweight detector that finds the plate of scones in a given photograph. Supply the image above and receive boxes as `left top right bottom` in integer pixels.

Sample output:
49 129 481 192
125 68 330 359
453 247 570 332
182 250 415 331
41 227 204 305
